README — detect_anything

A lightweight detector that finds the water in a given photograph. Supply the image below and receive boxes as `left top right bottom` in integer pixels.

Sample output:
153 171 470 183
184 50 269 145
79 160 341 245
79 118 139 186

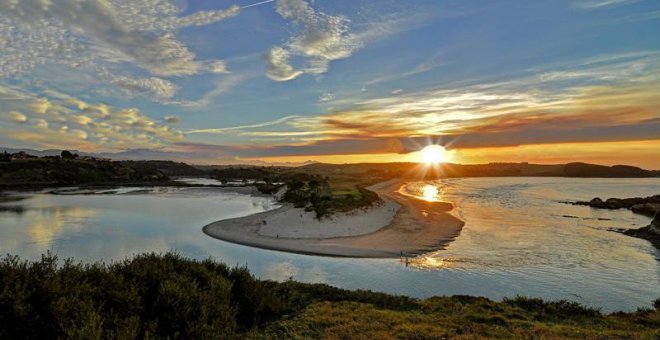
0 178 658 312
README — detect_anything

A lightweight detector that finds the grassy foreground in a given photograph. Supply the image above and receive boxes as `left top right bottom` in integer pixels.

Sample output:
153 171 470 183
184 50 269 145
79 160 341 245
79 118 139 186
1 253 658 339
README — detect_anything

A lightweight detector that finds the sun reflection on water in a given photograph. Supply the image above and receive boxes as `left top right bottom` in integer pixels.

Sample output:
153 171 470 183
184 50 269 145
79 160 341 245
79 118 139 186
406 256 457 270
421 184 440 202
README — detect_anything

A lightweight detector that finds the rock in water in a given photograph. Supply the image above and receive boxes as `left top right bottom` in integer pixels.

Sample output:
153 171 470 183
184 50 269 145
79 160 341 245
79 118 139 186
649 212 660 235
590 197 603 205
630 203 660 217
572 195 660 217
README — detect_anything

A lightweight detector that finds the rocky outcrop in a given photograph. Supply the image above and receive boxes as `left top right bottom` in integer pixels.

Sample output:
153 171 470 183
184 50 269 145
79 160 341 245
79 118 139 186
570 195 660 249
624 212 660 249
572 195 660 217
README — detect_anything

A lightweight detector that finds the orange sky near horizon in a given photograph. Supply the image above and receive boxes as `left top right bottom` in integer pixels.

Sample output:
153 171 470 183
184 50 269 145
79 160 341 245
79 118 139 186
247 140 660 170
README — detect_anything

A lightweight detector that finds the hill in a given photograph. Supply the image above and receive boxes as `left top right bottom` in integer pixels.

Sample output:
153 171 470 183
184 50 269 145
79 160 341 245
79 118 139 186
0 156 205 188
298 162 660 179
2 152 658 191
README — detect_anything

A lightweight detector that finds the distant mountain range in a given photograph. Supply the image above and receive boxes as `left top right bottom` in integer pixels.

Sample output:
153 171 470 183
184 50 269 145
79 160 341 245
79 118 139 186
299 162 660 178
0 147 317 167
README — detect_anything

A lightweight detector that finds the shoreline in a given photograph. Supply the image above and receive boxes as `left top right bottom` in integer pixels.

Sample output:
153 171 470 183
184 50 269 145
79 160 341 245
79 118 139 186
202 180 465 258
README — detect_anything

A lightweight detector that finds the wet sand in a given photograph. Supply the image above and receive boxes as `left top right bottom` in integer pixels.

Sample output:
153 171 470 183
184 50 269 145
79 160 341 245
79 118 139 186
202 180 465 258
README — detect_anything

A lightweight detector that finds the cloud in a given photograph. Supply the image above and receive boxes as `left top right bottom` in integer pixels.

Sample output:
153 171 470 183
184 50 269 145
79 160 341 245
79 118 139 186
7 111 27 123
572 0 639 9
7 49 653 160
319 93 335 102
265 0 359 81
187 115 302 134
0 84 183 151
28 98 52 114
113 1 240 32
175 73 251 108
206 60 229 74
264 0 443 82
305 83 660 146
1 0 196 77
265 47 305 81
32 118 48 129
0 0 239 103
191 51 660 158
98 70 178 100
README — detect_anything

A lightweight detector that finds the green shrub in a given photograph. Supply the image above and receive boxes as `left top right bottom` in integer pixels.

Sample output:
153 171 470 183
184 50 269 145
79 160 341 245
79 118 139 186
0 253 657 339
0 253 282 339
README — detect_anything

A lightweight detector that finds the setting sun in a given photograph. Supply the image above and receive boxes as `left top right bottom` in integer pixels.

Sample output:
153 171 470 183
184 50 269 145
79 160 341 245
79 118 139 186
420 145 450 164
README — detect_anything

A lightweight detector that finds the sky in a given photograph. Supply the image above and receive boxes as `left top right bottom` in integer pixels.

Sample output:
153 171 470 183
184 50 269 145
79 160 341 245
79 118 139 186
0 0 659 168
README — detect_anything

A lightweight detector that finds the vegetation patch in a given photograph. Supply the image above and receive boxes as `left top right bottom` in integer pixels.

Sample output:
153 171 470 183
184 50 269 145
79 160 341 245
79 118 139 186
0 152 204 188
0 253 658 339
212 167 383 219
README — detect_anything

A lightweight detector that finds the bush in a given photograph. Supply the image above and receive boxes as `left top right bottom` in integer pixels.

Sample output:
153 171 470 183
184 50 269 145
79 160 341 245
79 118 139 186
503 296 601 320
0 253 283 339
1 253 658 339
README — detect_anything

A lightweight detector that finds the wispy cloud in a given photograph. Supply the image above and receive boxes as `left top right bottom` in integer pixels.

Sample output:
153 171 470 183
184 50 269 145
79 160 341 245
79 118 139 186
264 47 305 82
199 51 660 157
319 93 335 102
265 0 359 81
187 115 302 134
175 73 252 108
264 0 431 82
572 0 640 9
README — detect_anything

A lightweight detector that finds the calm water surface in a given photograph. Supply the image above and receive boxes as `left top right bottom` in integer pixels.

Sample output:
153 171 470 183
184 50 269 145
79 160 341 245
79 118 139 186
1 178 658 312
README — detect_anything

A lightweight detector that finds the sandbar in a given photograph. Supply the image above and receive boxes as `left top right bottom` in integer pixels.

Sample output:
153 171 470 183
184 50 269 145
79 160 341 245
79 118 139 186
203 180 465 258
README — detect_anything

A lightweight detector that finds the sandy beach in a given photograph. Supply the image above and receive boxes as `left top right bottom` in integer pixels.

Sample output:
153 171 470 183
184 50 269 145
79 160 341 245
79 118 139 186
203 180 465 258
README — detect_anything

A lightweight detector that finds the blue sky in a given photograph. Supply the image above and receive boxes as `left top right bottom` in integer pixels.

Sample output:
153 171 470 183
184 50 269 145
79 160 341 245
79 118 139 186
1 0 659 166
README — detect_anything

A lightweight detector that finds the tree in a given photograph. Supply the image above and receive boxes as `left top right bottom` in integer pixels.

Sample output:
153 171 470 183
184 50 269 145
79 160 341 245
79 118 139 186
0 151 10 162
61 150 74 159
